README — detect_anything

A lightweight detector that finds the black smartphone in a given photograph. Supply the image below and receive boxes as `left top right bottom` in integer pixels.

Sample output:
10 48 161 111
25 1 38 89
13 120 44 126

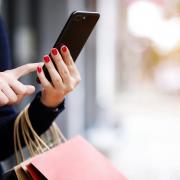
37 11 100 83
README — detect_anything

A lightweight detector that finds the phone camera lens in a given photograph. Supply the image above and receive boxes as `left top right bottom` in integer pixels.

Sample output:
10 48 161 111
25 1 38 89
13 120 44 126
75 15 82 21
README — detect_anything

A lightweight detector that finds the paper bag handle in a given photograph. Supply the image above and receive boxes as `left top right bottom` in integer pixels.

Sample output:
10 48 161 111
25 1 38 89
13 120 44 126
14 104 67 164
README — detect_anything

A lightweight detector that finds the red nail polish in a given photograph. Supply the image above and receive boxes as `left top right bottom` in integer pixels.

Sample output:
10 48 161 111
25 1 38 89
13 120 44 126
37 66 42 73
61 45 67 53
51 48 58 56
43 55 50 63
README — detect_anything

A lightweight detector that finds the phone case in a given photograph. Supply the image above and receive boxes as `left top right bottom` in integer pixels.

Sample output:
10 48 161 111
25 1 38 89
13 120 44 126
37 11 100 83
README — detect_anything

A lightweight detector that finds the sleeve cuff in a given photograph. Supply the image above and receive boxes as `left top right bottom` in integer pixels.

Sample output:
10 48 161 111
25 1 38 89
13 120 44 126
28 91 65 135
34 91 65 113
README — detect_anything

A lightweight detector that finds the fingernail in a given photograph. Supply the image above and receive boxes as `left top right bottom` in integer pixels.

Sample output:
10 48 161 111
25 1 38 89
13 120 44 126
37 66 42 73
43 55 50 63
51 48 58 56
61 45 67 53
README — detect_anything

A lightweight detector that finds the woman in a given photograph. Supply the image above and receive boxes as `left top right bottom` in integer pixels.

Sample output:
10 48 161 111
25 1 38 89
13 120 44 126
0 16 81 177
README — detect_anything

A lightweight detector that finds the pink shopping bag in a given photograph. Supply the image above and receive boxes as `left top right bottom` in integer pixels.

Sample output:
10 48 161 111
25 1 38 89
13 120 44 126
26 136 127 180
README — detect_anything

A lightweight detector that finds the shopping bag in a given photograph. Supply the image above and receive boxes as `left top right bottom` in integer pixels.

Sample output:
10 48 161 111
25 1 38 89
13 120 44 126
25 135 127 180
3 104 127 180
3 104 64 179
14 164 32 180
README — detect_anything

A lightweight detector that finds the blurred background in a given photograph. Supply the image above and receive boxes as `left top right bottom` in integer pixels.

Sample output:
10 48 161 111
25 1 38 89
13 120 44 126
1 0 180 179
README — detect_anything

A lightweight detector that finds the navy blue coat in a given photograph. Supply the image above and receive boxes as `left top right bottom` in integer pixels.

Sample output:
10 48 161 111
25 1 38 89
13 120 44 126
0 17 65 177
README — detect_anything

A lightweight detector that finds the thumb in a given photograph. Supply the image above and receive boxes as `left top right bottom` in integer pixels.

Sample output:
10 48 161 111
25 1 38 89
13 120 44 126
25 85 35 95
12 63 43 79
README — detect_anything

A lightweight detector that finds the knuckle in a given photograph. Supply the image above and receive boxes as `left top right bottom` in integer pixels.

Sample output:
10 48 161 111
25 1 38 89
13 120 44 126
62 70 69 76
68 61 73 66
22 89 27 95
10 96 18 104
41 81 51 89
45 62 52 70
24 64 31 72
54 77 62 85
26 64 30 69
43 83 50 89
26 63 32 70
69 57 74 64
67 85 74 92
45 83 51 89
63 69 68 74
1 98 9 105
19 87 26 95
68 63 74 69
76 75 81 83
47 65 52 72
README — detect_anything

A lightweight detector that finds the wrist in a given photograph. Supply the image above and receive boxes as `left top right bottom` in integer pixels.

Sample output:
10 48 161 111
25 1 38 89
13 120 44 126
40 94 64 108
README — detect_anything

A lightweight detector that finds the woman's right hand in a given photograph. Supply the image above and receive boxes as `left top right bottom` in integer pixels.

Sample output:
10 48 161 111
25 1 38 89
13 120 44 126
0 63 40 106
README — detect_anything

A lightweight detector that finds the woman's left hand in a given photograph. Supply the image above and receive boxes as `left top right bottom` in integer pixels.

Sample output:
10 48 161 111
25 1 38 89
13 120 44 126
36 45 81 108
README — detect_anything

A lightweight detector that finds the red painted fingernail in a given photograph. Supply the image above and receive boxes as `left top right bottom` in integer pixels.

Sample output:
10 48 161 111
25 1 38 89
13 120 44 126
51 48 58 56
43 55 50 63
37 66 42 73
61 45 67 53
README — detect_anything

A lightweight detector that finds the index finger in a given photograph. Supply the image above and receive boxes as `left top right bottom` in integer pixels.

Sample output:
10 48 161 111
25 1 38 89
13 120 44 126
12 62 43 79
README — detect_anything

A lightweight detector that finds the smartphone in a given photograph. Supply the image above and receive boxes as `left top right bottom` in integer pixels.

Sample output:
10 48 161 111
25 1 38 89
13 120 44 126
37 11 100 83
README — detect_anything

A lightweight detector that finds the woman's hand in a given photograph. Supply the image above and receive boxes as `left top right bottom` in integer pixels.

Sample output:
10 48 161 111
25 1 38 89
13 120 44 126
37 45 81 108
0 63 40 106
